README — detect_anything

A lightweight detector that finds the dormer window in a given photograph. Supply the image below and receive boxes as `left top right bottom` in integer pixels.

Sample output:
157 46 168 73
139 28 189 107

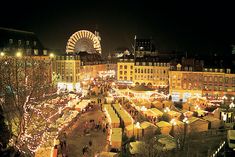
9 39 13 44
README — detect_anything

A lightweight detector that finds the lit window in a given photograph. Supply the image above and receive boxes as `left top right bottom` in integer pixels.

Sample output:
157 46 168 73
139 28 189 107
18 40 22 46
9 39 13 44
34 49 38 55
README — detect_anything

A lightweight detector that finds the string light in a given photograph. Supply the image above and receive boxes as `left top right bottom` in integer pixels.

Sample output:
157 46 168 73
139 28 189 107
9 93 85 154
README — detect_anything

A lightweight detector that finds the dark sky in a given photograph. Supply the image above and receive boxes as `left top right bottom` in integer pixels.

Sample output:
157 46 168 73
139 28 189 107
1 0 235 56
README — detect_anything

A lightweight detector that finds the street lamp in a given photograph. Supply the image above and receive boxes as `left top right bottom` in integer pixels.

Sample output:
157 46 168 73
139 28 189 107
0 52 5 57
170 118 176 137
16 51 22 58
49 53 55 58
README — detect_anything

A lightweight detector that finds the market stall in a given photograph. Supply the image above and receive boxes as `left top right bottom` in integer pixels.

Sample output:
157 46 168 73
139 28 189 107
187 117 209 133
112 103 134 127
167 110 181 120
156 121 172 135
111 128 122 151
125 123 142 138
152 100 164 109
104 104 120 128
35 147 54 157
162 100 173 108
202 116 222 129
96 151 118 157
140 121 158 137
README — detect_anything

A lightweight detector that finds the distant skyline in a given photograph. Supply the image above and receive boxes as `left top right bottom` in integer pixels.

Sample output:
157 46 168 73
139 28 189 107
1 0 235 56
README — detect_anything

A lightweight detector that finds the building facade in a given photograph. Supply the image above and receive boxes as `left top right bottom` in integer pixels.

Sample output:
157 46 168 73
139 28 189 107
0 27 47 56
169 66 235 102
52 55 81 91
53 54 116 91
117 58 170 92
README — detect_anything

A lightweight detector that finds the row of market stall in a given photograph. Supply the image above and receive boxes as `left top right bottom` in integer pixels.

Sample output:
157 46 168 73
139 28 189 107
103 103 134 152
112 85 225 156
35 96 91 157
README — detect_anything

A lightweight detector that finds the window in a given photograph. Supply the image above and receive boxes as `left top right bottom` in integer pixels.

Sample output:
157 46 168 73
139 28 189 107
33 41 37 46
120 65 123 69
219 86 223 91
141 69 143 73
34 49 38 55
43 50 47 55
119 71 123 75
135 69 137 73
124 65 127 69
9 39 13 44
124 71 127 75
26 41 30 45
209 77 212 82
219 77 223 82
147 69 150 73
18 40 22 46
130 65 133 70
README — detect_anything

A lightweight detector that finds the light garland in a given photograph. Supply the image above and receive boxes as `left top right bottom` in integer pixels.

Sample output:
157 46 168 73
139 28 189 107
10 93 84 155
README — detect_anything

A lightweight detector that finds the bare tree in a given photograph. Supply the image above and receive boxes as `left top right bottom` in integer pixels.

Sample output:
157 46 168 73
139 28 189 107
0 56 54 156
134 133 173 157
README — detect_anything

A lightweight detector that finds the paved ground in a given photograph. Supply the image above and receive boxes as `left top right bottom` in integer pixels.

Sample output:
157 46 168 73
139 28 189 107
65 107 108 157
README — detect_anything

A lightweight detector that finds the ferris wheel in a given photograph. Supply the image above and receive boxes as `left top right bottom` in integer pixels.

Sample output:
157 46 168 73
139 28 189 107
66 30 101 54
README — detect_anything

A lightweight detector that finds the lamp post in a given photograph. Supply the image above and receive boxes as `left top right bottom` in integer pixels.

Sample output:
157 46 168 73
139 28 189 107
49 53 55 88
170 118 176 137
0 52 5 57
15 52 22 105
182 117 189 150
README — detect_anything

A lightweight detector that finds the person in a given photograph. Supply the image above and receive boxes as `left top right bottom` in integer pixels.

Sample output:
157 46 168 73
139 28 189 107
82 146 86 155
89 140 92 147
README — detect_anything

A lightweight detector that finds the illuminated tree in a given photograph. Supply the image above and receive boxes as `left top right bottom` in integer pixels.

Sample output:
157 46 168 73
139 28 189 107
0 56 54 156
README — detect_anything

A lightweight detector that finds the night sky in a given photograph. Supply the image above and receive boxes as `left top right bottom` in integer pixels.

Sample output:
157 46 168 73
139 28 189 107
1 0 235 56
